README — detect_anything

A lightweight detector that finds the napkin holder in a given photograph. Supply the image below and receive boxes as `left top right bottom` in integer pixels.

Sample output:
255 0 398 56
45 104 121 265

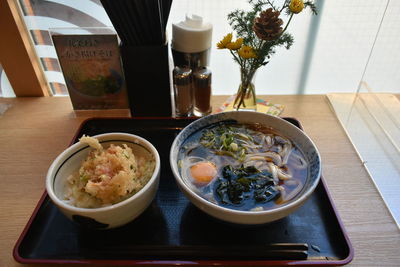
120 43 172 117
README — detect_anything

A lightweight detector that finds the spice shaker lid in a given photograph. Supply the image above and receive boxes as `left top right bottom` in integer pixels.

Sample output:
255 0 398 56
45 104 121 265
193 67 211 88
172 14 213 53
173 66 192 86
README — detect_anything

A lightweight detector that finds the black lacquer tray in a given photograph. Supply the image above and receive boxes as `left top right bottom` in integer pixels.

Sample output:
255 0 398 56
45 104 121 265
14 117 353 266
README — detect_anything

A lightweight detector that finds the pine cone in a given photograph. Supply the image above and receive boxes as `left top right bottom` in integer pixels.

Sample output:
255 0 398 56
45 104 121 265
253 8 283 41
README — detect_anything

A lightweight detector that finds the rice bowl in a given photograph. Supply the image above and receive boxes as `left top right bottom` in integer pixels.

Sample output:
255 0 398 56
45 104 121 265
46 132 160 229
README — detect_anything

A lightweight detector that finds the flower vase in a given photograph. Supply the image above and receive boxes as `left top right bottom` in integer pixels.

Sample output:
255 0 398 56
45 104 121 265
233 69 257 111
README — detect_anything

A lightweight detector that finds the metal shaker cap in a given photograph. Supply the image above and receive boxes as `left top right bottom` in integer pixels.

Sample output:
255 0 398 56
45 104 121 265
173 66 192 86
193 67 211 88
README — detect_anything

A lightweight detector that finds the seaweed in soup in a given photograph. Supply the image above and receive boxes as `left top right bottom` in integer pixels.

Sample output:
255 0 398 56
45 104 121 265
215 165 280 208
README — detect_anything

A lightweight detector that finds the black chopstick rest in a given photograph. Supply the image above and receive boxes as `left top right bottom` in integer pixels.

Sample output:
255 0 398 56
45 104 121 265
118 244 308 260
267 243 309 250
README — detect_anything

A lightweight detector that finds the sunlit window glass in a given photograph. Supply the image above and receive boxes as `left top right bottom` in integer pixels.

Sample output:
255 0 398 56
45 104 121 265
18 0 112 96
0 63 16 97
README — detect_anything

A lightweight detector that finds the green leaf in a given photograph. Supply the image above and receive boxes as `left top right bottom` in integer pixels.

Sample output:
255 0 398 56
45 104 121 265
304 1 318 15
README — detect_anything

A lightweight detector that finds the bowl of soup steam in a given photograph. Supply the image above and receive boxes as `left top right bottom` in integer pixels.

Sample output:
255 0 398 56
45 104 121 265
170 111 321 225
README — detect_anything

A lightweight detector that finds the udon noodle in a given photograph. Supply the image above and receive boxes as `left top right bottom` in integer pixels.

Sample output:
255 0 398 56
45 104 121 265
178 122 308 211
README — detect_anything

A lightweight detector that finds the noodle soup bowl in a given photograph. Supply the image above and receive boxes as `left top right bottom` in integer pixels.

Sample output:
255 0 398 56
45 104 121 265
46 132 160 229
170 111 321 225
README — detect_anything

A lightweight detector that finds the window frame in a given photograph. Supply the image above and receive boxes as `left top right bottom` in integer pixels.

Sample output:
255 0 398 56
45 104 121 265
0 0 50 96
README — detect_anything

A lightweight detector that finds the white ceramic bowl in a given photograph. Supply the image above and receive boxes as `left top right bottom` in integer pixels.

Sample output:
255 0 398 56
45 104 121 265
170 111 321 225
46 132 160 229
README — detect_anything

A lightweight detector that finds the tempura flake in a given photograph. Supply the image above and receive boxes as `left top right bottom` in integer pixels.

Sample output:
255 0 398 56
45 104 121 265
64 136 155 208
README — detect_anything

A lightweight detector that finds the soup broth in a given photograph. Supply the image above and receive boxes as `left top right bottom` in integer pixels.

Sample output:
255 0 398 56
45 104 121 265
178 122 308 212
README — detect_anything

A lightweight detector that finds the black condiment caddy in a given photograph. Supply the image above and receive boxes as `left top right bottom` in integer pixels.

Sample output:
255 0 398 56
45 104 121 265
101 0 173 117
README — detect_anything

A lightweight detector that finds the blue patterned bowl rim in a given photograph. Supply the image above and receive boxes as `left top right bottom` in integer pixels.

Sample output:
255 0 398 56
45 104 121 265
169 111 322 216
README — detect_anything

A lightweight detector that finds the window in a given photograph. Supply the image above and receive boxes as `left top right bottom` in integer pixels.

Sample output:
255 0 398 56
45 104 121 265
18 0 113 96
15 0 400 96
0 63 15 97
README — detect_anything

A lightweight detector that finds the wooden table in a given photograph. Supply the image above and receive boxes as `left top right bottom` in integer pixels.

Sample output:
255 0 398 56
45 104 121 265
0 96 399 266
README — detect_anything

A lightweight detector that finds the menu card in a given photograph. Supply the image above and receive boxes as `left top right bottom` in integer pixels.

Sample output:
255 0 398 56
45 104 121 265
51 29 129 110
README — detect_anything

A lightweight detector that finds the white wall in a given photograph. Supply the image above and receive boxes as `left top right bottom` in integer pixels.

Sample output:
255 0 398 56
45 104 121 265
306 0 399 94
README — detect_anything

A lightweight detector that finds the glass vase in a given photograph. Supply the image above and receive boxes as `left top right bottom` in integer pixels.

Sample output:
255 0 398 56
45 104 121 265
233 68 257 111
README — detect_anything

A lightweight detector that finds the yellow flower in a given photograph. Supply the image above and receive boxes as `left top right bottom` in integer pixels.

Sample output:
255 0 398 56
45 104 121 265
217 33 233 49
238 46 257 59
226 38 243 50
289 0 304 14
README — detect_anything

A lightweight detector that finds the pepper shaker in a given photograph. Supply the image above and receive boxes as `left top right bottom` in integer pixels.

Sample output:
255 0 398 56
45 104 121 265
193 67 212 117
173 66 193 117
